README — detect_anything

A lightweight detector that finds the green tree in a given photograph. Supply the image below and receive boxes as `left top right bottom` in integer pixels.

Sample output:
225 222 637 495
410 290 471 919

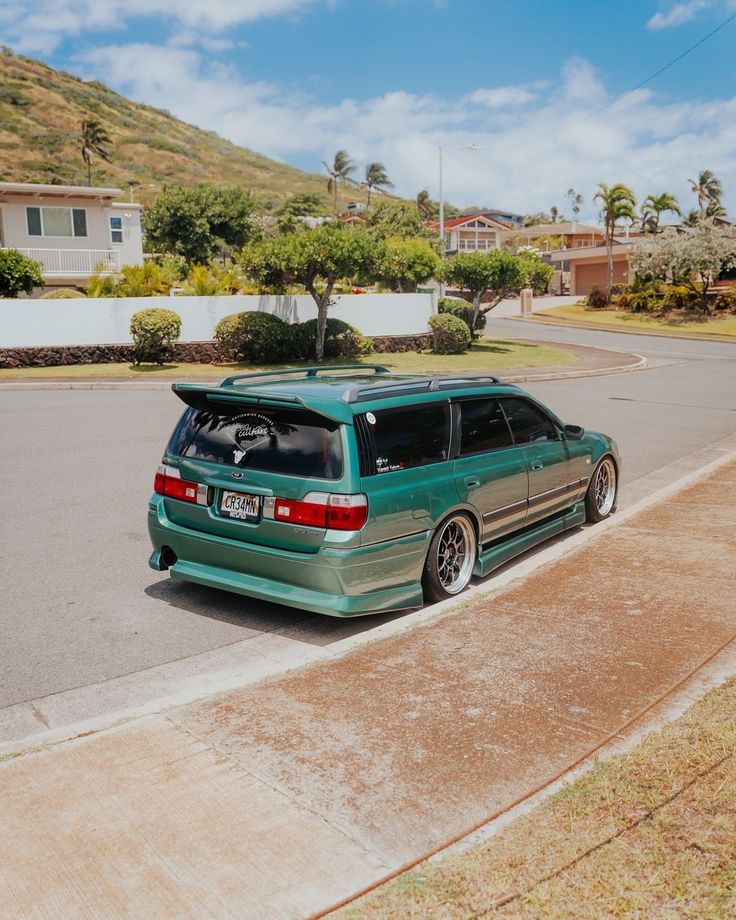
364 162 393 205
0 248 43 297
323 150 356 214
416 189 436 219
566 188 583 217
688 169 723 218
365 199 431 241
378 238 440 292
79 119 111 186
632 221 736 313
516 248 554 294
593 182 637 302
277 193 326 218
640 192 680 234
441 250 526 329
242 225 380 360
143 184 257 263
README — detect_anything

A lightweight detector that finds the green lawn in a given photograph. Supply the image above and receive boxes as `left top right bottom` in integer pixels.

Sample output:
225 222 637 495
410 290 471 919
0 339 576 379
339 679 736 919
533 302 736 340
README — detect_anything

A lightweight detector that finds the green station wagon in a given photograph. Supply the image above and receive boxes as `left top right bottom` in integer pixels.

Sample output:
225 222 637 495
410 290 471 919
148 366 620 616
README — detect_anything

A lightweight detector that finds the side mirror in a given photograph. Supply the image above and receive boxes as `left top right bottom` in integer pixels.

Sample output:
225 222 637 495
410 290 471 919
563 424 585 440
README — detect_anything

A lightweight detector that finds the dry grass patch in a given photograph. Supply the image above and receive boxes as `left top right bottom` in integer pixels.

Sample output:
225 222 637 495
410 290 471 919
534 303 736 340
339 680 736 919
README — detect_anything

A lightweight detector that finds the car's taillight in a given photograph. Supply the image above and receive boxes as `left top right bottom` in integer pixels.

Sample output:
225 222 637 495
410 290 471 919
154 464 210 506
264 491 368 531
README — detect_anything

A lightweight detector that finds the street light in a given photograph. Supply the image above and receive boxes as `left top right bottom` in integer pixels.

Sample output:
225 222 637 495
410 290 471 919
438 143 481 250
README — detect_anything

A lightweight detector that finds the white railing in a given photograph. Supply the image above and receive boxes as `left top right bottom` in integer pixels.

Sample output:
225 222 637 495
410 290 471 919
8 248 121 276
457 239 492 251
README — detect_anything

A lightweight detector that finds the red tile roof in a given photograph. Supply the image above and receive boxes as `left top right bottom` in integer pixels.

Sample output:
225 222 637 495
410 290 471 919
427 212 510 231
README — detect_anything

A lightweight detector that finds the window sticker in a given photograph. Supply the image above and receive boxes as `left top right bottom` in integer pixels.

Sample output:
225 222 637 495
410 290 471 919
226 413 275 464
376 455 405 473
366 411 377 425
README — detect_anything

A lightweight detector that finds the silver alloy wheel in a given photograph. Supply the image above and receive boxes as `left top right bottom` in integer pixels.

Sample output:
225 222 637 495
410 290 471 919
594 458 617 516
436 515 476 594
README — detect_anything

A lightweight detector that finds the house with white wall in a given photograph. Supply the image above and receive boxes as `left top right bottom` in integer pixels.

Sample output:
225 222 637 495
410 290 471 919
0 182 143 288
428 213 507 255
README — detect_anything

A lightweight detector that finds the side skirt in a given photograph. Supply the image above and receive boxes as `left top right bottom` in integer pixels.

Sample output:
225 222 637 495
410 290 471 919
474 501 586 578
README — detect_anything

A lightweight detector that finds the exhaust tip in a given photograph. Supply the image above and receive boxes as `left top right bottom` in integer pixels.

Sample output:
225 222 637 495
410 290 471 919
161 546 178 569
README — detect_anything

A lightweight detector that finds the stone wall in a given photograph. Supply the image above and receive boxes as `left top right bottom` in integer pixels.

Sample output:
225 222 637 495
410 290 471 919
0 335 433 369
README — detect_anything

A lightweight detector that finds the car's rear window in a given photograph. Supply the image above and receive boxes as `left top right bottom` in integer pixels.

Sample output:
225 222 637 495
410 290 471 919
168 405 343 479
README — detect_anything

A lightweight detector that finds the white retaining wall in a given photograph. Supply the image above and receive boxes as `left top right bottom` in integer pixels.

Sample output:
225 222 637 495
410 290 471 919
0 293 436 348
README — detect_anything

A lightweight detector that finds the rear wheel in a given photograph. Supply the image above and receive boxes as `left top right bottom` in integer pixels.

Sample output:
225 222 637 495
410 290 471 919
422 513 477 603
585 456 617 523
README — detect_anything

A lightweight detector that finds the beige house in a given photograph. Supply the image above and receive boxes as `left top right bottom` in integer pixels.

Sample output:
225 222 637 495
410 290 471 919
548 240 635 295
0 182 143 288
502 221 605 251
428 213 507 255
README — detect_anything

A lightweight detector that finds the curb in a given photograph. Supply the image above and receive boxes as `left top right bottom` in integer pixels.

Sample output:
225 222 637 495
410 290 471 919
510 313 736 344
3 436 735 761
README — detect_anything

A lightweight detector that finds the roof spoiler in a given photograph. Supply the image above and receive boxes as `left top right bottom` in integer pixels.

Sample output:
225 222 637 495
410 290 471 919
171 383 354 424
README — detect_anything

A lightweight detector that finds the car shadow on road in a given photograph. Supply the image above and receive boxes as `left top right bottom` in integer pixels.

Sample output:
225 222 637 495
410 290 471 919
144 577 409 648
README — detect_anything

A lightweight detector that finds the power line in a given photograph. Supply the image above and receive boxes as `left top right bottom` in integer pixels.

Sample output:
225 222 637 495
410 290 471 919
499 9 736 152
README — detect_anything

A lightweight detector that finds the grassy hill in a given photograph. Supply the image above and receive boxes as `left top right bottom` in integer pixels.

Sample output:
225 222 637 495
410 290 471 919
0 49 368 211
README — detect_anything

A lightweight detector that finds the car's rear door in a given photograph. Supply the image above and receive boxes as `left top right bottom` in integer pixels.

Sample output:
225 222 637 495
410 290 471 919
499 395 585 524
453 397 529 541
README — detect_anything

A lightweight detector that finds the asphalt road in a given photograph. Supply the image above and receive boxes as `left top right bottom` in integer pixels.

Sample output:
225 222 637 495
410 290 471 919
1 324 735 726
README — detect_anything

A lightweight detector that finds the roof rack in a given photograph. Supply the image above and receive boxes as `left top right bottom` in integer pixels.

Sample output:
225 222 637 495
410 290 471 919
340 373 509 404
220 364 390 388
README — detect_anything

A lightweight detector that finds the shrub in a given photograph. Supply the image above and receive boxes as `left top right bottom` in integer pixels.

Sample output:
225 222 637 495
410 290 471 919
214 311 292 363
438 296 486 338
428 313 471 354
586 286 609 309
289 318 373 361
40 287 85 299
713 289 736 313
129 307 182 365
0 248 44 298
662 285 698 311
618 290 659 313
88 262 179 298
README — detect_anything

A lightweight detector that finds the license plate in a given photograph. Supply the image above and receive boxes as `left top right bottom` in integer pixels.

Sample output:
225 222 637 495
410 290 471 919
220 490 261 522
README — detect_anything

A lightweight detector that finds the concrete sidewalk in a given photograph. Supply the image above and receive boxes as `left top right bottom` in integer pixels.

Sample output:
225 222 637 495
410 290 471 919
2 462 735 919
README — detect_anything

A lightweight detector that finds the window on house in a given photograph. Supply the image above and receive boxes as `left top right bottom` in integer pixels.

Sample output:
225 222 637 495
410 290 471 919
26 207 88 238
110 215 123 243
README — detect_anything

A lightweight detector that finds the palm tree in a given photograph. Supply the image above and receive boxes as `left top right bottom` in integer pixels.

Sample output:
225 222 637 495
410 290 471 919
688 169 723 218
550 205 559 223
416 189 435 219
364 162 393 206
593 182 637 302
322 150 356 214
566 188 583 218
79 119 111 186
705 199 727 220
640 192 680 234
682 208 701 228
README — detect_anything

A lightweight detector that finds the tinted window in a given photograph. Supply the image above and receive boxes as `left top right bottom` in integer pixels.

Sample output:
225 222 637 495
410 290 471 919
169 405 343 479
367 403 449 474
72 208 88 237
26 207 42 236
459 398 514 455
501 397 558 444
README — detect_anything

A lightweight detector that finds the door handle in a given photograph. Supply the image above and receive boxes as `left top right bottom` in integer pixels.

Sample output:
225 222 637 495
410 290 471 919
465 476 481 490
530 460 543 471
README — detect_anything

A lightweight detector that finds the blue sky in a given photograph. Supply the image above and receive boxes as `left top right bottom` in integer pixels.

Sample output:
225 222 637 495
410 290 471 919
2 0 735 218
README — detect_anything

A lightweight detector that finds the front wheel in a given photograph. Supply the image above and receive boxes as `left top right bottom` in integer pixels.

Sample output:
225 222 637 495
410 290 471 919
585 456 618 523
422 513 477 604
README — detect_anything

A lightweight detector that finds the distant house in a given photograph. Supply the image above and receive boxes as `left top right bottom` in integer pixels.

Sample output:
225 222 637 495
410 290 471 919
428 213 507 255
0 182 143 288
462 207 524 228
502 221 606 251
548 239 636 295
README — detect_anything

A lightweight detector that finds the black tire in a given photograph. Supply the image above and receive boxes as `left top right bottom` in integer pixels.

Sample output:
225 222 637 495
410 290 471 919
585 456 618 523
422 513 477 604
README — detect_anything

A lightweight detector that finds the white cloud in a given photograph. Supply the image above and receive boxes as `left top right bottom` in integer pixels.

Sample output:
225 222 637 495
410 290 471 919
647 1 709 30
0 0 317 51
467 86 538 108
77 44 736 220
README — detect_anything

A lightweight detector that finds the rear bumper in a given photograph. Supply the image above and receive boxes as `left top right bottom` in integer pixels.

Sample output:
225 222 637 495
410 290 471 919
147 497 429 617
